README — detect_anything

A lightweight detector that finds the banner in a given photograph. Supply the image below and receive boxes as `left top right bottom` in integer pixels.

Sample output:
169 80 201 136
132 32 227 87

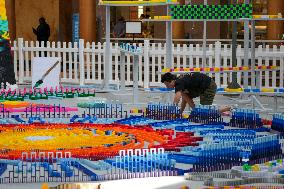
0 0 9 40
0 0 16 86
72 13 79 43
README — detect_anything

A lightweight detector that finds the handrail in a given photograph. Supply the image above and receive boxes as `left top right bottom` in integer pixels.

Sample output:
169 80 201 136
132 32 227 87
103 37 284 43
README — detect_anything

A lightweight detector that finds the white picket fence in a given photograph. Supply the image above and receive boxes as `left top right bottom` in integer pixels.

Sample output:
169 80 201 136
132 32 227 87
11 38 284 88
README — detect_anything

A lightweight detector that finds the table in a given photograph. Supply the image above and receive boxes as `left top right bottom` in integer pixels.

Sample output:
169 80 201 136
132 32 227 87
120 47 143 105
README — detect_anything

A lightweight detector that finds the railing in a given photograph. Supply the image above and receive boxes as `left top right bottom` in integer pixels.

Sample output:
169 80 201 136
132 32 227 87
11 38 284 88
105 37 284 44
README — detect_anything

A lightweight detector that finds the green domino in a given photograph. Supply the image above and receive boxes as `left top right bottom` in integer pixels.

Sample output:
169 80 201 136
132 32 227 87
170 4 252 20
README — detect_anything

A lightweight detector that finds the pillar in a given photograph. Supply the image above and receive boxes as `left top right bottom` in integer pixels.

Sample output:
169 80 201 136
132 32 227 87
59 0 73 42
220 0 230 39
79 0 96 42
267 0 284 40
5 0 16 41
172 0 185 40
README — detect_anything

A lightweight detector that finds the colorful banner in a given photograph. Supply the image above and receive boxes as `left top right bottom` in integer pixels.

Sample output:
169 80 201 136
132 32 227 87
0 0 16 86
0 0 9 40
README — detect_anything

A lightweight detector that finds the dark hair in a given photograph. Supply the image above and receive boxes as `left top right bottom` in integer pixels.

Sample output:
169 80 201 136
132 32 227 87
39 17 46 23
140 14 145 18
161 72 176 83
118 17 125 22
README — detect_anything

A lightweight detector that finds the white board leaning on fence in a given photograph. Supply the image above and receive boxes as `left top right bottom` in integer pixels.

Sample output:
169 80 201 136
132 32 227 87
32 57 61 89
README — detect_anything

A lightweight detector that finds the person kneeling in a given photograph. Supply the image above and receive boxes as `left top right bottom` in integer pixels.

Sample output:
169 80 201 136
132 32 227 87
161 72 231 114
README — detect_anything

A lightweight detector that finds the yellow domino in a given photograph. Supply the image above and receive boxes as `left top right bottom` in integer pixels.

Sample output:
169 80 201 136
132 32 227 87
261 88 275 93
269 15 279 18
242 66 249 70
261 66 267 69
204 68 210 72
225 88 243 93
271 66 279 69
162 16 172 19
162 68 167 72
252 164 260 171
150 0 167 2
182 114 189 119
253 15 261 18
101 1 158 4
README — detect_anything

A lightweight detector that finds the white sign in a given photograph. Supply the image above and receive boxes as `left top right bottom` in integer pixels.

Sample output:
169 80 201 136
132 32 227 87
32 57 61 89
126 21 142 34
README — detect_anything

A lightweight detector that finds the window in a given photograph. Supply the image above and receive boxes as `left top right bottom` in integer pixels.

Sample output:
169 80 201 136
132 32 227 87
138 6 144 18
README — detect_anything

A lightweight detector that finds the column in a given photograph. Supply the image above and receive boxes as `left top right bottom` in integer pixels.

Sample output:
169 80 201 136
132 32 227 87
79 0 96 42
220 0 229 39
59 0 73 42
172 0 185 40
267 0 284 40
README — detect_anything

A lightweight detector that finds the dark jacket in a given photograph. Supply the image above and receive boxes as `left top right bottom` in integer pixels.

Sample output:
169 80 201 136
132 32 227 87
33 22 50 42
175 73 212 98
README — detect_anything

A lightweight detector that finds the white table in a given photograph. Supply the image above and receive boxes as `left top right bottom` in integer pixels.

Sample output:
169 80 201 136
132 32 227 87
120 48 143 105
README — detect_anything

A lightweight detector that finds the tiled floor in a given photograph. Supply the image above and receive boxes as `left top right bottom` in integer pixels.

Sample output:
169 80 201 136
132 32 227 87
1 87 284 189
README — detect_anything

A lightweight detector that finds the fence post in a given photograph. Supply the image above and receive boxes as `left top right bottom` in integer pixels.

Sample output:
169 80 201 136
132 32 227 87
144 40 150 88
79 39 85 86
18 38 24 84
214 41 221 87
13 40 18 81
280 45 284 88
